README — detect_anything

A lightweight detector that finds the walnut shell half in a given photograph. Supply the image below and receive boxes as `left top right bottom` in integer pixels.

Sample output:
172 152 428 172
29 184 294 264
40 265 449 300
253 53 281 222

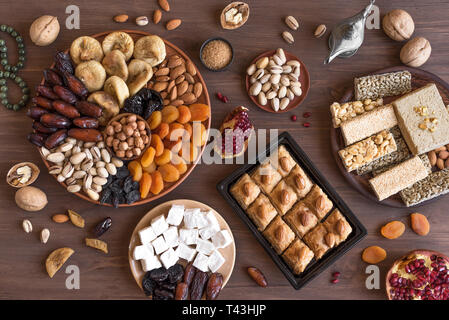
382 9 414 42
220 1 249 30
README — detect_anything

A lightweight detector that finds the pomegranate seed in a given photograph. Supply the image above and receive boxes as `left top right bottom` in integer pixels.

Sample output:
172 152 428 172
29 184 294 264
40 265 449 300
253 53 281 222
216 92 223 99
303 122 310 127
332 271 341 278
291 115 297 121
331 278 339 284
303 111 311 118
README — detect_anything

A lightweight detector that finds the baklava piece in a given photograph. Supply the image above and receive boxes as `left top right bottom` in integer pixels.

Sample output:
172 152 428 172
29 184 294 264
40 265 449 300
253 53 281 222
251 161 282 194
230 173 260 209
323 209 352 246
269 180 298 215
246 194 278 231
303 224 335 259
284 201 318 238
282 238 315 274
271 145 296 177
284 165 313 199
262 216 295 254
303 185 333 220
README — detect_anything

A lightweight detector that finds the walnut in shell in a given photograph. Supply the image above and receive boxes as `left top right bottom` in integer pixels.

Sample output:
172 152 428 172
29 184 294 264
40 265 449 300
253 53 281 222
382 9 414 42
220 2 249 30
400 37 431 67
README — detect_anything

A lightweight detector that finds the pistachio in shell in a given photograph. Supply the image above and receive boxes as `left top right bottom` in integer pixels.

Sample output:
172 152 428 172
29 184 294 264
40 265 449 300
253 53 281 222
220 1 250 30
46 247 74 278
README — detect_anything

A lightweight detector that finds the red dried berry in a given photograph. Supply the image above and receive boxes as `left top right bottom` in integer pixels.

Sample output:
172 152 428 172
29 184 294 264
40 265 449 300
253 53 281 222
223 96 229 103
216 92 223 99
303 112 311 118
331 278 339 284
332 271 341 278
303 122 310 127
291 115 297 121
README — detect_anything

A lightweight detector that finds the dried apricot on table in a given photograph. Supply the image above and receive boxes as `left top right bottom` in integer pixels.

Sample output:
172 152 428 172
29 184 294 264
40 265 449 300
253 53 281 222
410 213 430 236
155 148 172 166
177 105 192 124
189 103 210 122
139 172 152 198
141 147 156 168
161 105 179 123
128 160 143 182
159 163 180 182
148 111 162 130
150 171 164 195
362 246 387 264
380 221 405 239
46 247 75 278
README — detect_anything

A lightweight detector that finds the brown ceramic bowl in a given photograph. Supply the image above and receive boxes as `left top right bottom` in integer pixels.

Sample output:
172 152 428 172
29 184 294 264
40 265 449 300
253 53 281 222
103 113 151 161
37 30 211 207
245 50 310 113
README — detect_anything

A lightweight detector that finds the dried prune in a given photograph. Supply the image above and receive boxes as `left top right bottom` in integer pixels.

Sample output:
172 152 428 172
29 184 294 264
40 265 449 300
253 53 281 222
122 88 163 119
149 267 168 282
142 273 157 296
190 271 209 300
154 288 174 300
160 282 176 291
100 188 111 204
123 175 134 193
206 273 223 300
116 166 130 179
168 263 184 283
94 217 112 237
126 190 141 204
183 262 197 286
152 294 168 300
175 282 189 300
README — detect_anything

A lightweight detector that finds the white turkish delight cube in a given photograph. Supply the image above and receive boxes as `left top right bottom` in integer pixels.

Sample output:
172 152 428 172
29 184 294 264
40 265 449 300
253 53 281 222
151 235 169 255
204 210 220 231
166 204 184 226
193 252 209 272
195 212 209 229
175 243 197 262
183 208 201 229
163 226 179 248
160 248 179 269
151 214 169 236
208 250 225 273
179 228 199 245
211 230 233 249
138 226 157 244
196 238 215 255
199 227 218 240
141 255 162 272
133 244 154 260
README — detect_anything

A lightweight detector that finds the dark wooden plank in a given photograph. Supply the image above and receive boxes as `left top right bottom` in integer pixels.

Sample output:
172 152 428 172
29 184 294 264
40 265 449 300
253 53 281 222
1 0 449 300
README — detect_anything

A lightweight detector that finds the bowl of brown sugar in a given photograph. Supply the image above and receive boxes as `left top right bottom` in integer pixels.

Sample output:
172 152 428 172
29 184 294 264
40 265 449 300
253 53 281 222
200 37 234 71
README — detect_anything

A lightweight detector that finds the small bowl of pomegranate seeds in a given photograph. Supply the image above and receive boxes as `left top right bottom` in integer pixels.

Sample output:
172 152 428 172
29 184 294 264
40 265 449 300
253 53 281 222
386 250 449 300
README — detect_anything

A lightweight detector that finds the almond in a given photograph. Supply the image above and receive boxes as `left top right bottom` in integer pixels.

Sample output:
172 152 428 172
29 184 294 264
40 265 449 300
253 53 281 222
153 9 162 24
261 173 272 185
439 150 449 160
113 14 128 23
257 205 267 217
279 157 289 171
299 247 307 260
325 233 335 247
180 92 196 104
314 24 327 38
193 83 203 98
166 19 182 31
158 0 170 12
170 65 186 80
295 174 306 190
168 55 183 68
281 190 290 205
243 182 251 196
155 67 169 76
428 150 437 166
336 219 346 235
300 212 310 226
186 60 197 76
437 158 445 170
177 81 189 96
52 214 69 223
316 195 325 211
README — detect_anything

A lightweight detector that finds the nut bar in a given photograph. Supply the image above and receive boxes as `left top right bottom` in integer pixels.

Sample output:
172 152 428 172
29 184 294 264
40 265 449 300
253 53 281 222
339 130 398 172
373 153 432 176
400 168 449 207
354 71 412 100
340 104 398 146
330 98 383 128
369 156 429 201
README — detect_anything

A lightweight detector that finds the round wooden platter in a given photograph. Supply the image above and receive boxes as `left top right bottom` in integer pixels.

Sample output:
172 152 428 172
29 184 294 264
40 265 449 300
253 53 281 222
128 199 236 298
330 66 449 208
38 30 211 207
245 50 310 113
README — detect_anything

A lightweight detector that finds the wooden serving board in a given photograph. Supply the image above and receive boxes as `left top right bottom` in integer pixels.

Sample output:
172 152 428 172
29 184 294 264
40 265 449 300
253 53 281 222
330 66 449 208
39 30 211 207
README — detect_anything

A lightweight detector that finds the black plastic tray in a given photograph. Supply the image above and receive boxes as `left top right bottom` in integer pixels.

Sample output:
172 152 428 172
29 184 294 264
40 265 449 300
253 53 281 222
217 132 367 290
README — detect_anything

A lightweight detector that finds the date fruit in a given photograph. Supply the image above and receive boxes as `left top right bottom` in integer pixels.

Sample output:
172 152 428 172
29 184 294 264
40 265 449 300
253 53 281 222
36 85 59 100
27 106 49 120
175 282 189 300
43 69 63 86
68 128 102 142
93 217 112 237
75 100 102 118
52 100 80 119
247 267 268 287
73 117 99 129
190 271 209 300
206 273 223 300
62 72 88 98
27 133 48 147
40 113 71 128
44 129 67 149
32 96 53 110
33 121 58 134
55 51 74 75
53 85 78 104
183 262 197 286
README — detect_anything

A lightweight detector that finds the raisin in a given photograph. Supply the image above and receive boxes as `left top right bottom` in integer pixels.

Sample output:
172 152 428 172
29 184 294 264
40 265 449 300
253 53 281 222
123 175 135 193
123 88 163 119
94 217 112 237
153 288 174 300
183 262 197 286
175 282 189 300
100 188 111 204
168 263 184 283
190 271 209 300
206 273 223 300
126 190 141 204
112 193 120 208
149 267 168 282
142 273 157 296
116 166 130 179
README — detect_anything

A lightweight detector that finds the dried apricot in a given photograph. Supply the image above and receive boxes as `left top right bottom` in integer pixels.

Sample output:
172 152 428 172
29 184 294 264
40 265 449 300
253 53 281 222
180 142 199 163
155 122 169 140
141 147 156 168
142 161 157 174
380 221 405 239
155 149 172 166
164 139 183 153
148 111 162 130
150 134 164 156
177 105 192 124
362 246 387 264
159 163 180 182
168 122 186 141
172 154 187 174
150 171 164 195
139 172 152 198
161 105 179 124
410 213 430 236
128 160 143 182
183 123 192 140
189 103 210 122
192 122 207 147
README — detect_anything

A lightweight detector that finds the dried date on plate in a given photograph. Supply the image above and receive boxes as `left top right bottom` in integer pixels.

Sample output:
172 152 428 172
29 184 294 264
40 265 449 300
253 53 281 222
45 247 75 278
94 217 112 237
85 238 108 253
206 273 223 300
190 271 209 300
183 261 197 286
175 282 189 300
68 209 85 228
247 267 268 287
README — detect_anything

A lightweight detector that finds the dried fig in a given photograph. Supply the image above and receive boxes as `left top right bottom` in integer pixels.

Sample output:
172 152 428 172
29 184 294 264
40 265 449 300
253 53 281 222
46 247 74 278
75 60 107 92
103 76 129 108
102 50 129 81
70 36 104 65
133 35 166 67
127 59 153 96
87 91 120 126
102 31 134 61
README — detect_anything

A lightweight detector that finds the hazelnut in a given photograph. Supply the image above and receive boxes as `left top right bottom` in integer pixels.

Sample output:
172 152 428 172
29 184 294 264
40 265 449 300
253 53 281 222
126 150 134 158
114 123 122 133
127 114 137 123
127 137 135 146
117 132 127 141
123 125 134 137
133 148 142 156
106 136 114 147
400 37 431 67
105 125 114 135
137 121 146 130
119 141 128 151
116 150 125 158
382 9 414 41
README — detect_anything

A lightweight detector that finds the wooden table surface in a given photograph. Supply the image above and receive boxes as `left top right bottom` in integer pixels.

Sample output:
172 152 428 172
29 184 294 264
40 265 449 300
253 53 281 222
1 0 449 300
